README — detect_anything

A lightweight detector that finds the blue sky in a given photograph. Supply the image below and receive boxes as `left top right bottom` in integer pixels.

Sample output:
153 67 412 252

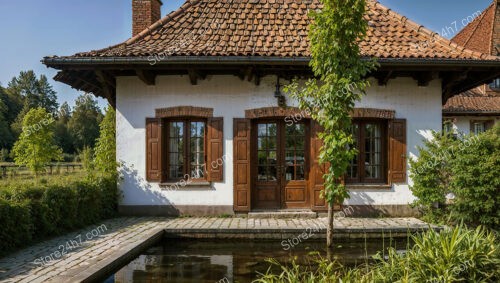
0 0 492 109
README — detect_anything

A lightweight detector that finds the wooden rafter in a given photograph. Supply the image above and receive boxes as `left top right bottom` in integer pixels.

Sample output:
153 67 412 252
136 69 156 85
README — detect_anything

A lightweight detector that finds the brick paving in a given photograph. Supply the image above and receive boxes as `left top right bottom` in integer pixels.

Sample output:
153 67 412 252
0 217 434 282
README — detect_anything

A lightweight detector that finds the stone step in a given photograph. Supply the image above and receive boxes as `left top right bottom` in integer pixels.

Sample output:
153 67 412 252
248 210 318 219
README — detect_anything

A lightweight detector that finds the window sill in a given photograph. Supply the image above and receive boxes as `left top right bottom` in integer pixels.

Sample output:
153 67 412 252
346 184 392 190
159 181 211 189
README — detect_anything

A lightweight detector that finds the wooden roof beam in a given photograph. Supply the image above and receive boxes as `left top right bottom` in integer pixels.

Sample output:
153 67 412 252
136 69 156 85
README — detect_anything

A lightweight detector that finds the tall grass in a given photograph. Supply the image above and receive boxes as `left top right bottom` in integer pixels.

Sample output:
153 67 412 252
254 225 500 282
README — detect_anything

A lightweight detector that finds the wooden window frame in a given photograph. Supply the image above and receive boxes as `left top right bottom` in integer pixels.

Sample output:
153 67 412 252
346 119 387 184
165 117 207 182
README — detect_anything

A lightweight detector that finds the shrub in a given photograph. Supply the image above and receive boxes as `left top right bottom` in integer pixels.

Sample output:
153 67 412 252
449 126 500 229
0 200 33 251
367 225 500 282
255 225 500 283
409 131 457 223
78 146 94 173
409 126 499 228
0 174 118 256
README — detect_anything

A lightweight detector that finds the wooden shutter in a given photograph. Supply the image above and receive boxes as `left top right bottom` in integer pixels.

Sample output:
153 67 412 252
207 117 224 182
310 120 329 211
233 118 251 212
388 119 407 184
146 118 165 182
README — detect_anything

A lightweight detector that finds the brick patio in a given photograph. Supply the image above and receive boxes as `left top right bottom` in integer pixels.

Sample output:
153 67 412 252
0 217 435 283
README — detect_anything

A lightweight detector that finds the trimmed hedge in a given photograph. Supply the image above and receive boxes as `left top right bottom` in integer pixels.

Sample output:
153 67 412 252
0 175 118 255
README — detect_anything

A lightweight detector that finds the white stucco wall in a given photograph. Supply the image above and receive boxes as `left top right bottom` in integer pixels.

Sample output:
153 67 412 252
116 75 442 208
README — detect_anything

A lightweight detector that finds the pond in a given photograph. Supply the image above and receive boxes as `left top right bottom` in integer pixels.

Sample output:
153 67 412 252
104 237 409 283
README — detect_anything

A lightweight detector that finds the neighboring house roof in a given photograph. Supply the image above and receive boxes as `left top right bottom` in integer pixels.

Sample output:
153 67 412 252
445 1 500 115
451 2 495 56
443 88 500 115
59 0 493 60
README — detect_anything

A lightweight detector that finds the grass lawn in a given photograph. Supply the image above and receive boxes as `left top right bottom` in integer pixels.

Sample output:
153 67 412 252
0 171 87 191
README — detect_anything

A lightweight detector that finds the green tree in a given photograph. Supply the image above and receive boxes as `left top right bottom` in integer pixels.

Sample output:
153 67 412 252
68 94 103 151
12 107 63 175
79 146 94 173
0 86 14 149
0 83 23 125
94 106 116 176
0 148 9 162
8 71 59 137
57 102 72 122
286 0 377 247
54 102 74 153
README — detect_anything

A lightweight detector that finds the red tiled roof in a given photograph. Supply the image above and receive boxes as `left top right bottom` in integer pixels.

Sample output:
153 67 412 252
451 2 495 55
443 88 500 114
62 0 495 60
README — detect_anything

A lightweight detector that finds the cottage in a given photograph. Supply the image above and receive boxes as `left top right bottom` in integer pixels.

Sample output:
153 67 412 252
43 0 500 217
444 0 500 135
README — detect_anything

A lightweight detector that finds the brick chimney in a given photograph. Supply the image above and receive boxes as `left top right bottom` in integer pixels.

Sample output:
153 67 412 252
132 0 162 37
492 0 500 55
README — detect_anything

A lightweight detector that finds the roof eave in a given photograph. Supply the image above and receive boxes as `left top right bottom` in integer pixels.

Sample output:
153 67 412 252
443 111 500 116
42 56 500 68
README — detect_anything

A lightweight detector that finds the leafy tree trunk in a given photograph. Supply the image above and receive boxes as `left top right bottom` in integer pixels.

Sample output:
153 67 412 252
327 203 334 247
285 0 378 248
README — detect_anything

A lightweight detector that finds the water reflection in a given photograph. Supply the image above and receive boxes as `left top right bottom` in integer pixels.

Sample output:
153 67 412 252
105 239 408 283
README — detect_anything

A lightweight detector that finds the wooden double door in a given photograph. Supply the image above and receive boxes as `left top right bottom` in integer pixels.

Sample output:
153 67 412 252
252 119 310 209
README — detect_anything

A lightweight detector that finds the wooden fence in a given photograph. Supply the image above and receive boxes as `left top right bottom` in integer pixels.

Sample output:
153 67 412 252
0 163 83 179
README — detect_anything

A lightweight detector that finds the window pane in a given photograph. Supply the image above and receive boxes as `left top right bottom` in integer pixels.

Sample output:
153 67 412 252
258 166 268 181
364 123 382 179
474 122 485 135
170 122 183 137
169 122 184 179
285 123 306 180
257 123 278 181
189 122 205 178
296 166 305 180
295 151 305 165
286 166 294 181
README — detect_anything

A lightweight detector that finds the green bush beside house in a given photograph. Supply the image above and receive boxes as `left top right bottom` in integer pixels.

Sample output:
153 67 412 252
0 175 118 256
409 125 500 229
0 106 119 256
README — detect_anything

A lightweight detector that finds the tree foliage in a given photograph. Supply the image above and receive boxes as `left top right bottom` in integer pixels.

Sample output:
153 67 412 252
54 102 74 153
285 0 377 245
7 71 58 114
8 71 59 138
408 131 455 222
410 126 500 229
449 126 499 228
12 107 63 175
68 94 103 151
1 71 106 156
0 87 14 149
94 106 116 176
0 84 21 149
